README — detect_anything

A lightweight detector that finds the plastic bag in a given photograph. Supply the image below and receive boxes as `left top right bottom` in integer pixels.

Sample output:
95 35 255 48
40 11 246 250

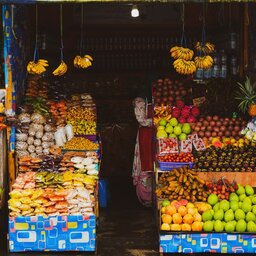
65 124 74 141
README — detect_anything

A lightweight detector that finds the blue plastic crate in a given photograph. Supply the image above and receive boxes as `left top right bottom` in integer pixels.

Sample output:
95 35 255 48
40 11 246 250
158 161 193 171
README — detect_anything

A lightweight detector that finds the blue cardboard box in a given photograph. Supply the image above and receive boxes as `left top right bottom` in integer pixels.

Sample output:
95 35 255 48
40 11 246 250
9 214 96 252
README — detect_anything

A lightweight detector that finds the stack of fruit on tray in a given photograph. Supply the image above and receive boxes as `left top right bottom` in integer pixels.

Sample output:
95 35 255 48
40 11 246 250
205 178 238 200
156 166 209 202
160 199 211 231
192 116 246 142
202 184 256 233
152 78 191 106
172 99 200 124
66 94 97 136
156 117 192 141
192 144 256 172
160 181 256 233
9 151 99 217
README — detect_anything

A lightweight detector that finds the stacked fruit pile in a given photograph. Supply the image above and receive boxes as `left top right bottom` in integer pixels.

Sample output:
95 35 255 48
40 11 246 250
66 95 97 135
156 117 192 141
156 166 209 202
205 178 238 200
202 184 256 232
172 99 200 124
192 116 246 141
152 78 191 106
160 199 211 231
192 145 256 172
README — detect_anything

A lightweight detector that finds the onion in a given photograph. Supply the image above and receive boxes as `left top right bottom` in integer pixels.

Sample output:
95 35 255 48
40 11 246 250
197 122 202 127
212 132 217 137
234 126 240 132
206 116 212 121
218 131 223 137
175 91 180 96
235 120 240 126
231 131 237 137
216 121 222 127
194 126 200 132
198 131 204 138
200 126 206 131
203 120 209 126
220 117 224 122
223 120 228 126
213 127 219 132
207 126 213 131
220 126 226 132
228 126 233 131
212 115 219 121
210 121 216 126
205 131 211 138
224 131 231 137
199 117 204 122
224 117 230 121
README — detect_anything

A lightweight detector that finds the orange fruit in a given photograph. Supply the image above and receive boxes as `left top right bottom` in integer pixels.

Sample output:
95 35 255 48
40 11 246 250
170 224 181 231
162 214 172 224
183 214 194 224
178 206 188 216
165 205 177 216
172 213 183 224
191 221 203 231
181 223 192 231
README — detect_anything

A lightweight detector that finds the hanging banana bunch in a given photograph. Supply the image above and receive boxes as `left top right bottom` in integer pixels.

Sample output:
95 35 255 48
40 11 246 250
27 5 49 75
53 4 68 76
195 41 215 54
170 4 196 75
73 4 93 69
194 4 214 71
194 55 214 69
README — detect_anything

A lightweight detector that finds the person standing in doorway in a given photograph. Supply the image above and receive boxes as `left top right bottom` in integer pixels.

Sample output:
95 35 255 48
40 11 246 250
132 97 153 207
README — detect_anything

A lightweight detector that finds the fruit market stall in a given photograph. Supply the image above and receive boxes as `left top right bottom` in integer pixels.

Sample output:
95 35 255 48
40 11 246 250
152 74 256 254
7 76 101 252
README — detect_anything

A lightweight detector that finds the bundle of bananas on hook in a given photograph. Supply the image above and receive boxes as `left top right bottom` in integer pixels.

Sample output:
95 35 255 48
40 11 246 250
195 42 215 54
27 59 49 75
73 55 93 69
52 61 68 76
170 46 196 75
194 55 214 70
173 59 197 75
170 46 194 61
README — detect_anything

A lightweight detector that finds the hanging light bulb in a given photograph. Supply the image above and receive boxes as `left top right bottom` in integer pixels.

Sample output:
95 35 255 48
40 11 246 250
131 4 139 18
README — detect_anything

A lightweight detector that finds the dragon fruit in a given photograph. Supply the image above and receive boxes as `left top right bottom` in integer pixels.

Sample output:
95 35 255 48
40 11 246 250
172 107 181 118
178 116 186 124
176 99 185 109
191 106 200 117
181 106 190 118
187 116 196 123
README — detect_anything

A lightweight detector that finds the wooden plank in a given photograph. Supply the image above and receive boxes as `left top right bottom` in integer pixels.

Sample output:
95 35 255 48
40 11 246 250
197 172 256 187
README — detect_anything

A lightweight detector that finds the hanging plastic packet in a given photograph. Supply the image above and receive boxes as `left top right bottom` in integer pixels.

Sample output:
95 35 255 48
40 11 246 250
65 124 74 141
54 130 64 147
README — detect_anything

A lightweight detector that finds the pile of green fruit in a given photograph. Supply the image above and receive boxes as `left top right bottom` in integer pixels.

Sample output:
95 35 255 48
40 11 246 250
202 184 256 232
157 117 191 141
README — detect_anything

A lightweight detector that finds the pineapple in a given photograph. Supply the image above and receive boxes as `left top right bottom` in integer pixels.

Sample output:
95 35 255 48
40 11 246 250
235 76 256 116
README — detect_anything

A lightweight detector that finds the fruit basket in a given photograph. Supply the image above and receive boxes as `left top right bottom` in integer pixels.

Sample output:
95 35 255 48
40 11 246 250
158 161 193 171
